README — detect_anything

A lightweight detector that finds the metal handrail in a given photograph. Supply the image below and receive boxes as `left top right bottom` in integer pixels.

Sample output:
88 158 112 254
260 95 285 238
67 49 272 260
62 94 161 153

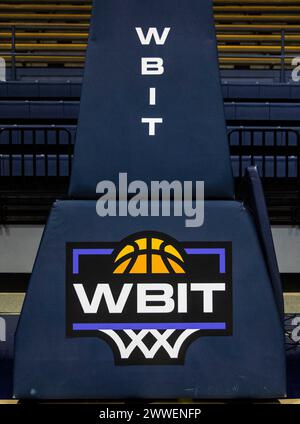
0 125 299 180
0 24 299 81
0 126 74 181
0 125 299 224
228 127 300 180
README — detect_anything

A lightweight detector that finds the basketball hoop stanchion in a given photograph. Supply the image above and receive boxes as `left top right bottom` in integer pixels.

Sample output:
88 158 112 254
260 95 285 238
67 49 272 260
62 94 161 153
14 0 286 400
99 329 199 360
66 232 232 367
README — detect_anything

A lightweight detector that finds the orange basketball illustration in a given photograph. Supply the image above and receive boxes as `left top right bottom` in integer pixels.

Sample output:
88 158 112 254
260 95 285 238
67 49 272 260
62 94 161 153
113 234 186 275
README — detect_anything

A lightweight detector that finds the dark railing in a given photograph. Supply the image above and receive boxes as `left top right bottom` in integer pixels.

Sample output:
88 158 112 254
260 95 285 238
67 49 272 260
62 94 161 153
0 25 298 81
228 127 300 180
228 126 300 225
0 24 87 81
0 125 73 185
0 126 74 223
0 125 299 224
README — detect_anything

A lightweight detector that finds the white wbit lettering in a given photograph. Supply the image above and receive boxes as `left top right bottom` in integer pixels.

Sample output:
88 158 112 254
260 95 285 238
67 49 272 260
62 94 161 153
137 27 171 136
135 27 171 45
74 283 226 314
73 283 133 314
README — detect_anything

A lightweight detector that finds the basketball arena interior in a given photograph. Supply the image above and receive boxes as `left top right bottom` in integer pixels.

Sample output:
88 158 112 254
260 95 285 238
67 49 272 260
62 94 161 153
0 0 299 407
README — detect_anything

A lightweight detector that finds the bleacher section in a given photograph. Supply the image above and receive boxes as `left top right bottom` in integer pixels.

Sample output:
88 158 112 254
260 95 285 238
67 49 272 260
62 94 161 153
2 99 300 123
0 0 299 80
0 82 299 225
0 2 298 404
0 1 299 225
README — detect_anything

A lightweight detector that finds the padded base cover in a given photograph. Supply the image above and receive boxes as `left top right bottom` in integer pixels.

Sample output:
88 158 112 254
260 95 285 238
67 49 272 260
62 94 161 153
14 201 286 399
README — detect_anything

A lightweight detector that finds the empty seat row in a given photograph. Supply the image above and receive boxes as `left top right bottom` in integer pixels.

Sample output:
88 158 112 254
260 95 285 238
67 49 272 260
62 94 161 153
2 100 300 121
0 0 299 70
222 83 300 100
0 100 78 119
0 81 81 98
1 43 300 54
0 31 89 40
2 81 300 101
1 55 294 66
0 4 91 12
226 102 300 121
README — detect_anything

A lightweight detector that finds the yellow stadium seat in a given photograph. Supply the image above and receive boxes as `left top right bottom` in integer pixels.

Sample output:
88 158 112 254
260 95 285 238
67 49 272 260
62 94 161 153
0 0 298 70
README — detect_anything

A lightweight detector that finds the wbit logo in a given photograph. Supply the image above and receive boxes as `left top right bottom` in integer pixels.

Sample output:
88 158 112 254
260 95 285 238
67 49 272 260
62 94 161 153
66 232 232 365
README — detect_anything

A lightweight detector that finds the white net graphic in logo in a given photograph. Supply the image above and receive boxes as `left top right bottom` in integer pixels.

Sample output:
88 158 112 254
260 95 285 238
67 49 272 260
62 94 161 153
99 329 199 359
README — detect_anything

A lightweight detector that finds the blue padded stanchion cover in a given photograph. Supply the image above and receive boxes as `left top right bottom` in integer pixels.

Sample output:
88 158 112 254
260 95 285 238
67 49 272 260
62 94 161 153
245 167 284 319
14 201 286 399
69 0 234 199
14 0 286 399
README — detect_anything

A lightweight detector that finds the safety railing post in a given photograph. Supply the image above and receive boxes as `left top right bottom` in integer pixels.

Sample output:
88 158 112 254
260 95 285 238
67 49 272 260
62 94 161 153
11 26 17 81
280 29 285 83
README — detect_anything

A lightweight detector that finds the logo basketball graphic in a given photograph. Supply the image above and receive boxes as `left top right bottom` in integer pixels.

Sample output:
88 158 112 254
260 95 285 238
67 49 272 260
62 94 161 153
66 232 232 365
113 235 186 275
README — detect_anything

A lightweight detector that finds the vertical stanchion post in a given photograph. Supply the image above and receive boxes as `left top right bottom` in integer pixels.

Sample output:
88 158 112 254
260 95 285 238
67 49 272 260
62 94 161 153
0 57 6 82
67 129 73 177
280 29 285 83
239 127 243 178
56 128 60 178
274 129 277 177
297 131 300 187
262 129 266 178
297 130 300 224
11 26 17 81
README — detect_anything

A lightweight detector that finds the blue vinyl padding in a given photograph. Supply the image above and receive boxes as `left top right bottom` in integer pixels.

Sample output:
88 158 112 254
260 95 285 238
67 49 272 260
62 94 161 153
6 313 300 400
245 167 284 319
69 0 234 199
13 0 286 400
14 200 286 399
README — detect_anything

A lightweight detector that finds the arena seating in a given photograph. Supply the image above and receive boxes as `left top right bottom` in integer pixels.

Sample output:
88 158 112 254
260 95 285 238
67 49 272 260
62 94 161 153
2 80 300 100
0 1 299 226
0 1 297 402
2 99 300 122
0 87 299 224
0 0 299 74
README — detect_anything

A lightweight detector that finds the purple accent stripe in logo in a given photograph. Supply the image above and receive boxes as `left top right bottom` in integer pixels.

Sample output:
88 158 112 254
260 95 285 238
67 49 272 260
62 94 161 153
72 246 226 275
73 249 114 274
72 322 226 331
185 248 226 273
